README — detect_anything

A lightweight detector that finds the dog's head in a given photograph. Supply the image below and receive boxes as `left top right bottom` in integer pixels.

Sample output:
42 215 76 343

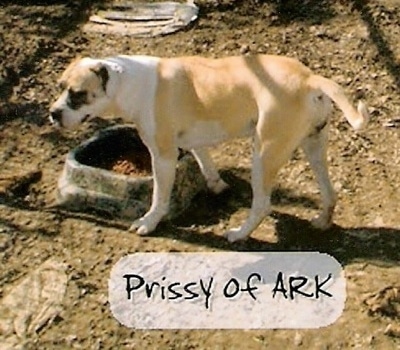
49 57 122 129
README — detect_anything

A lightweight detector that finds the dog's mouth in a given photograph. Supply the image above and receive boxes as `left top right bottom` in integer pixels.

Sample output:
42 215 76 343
48 114 91 128
49 115 61 128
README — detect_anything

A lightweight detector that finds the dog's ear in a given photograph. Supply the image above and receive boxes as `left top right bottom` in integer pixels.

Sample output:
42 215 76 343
91 61 124 91
90 63 109 92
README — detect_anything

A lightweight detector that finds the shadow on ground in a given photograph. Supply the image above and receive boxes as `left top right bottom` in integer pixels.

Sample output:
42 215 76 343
155 212 400 270
4 167 395 268
200 0 335 24
351 0 400 91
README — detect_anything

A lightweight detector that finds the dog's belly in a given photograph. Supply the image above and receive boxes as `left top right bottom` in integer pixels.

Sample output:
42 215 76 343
176 120 253 149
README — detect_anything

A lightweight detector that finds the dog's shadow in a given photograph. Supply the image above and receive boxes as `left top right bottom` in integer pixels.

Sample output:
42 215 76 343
173 168 319 228
159 170 400 265
161 211 400 267
33 169 400 266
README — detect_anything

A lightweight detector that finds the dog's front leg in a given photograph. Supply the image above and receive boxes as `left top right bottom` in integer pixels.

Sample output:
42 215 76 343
129 149 178 235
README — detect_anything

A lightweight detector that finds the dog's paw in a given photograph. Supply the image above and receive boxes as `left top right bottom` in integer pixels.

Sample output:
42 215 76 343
130 224 151 235
223 228 248 243
311 215 332 231
208 178 229 194
129 217 156 235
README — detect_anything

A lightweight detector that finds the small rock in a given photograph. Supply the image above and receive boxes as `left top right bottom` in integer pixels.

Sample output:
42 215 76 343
372 216 384 226
366 334 375 345
66 334 78 346
383 118 400 128
240 44 250 55
384 324 400 338
294 332 303 346
97 293 108 306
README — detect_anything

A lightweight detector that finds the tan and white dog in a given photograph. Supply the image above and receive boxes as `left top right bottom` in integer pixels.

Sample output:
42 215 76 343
50 54 369 242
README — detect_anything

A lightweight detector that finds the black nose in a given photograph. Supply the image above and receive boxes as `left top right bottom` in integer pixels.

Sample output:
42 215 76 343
50 109 62 123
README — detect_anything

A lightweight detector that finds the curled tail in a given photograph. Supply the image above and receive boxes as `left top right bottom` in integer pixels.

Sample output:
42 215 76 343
308 75 369 130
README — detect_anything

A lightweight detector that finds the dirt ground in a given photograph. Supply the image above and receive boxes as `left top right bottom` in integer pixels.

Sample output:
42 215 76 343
1 0 400 349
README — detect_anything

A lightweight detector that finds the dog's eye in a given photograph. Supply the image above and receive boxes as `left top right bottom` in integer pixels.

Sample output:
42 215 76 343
68 90 88 110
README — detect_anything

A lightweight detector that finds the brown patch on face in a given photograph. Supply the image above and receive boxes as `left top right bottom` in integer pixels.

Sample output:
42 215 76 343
67 89 88 110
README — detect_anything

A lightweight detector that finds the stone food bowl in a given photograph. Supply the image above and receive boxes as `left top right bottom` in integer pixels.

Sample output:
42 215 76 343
56 125 206 221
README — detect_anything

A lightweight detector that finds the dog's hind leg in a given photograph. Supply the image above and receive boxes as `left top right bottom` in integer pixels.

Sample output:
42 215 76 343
191 148 229 194
301 127 337 230
224 135 295 242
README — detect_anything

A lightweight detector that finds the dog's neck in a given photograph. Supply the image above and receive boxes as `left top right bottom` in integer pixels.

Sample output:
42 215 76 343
103 56 160 126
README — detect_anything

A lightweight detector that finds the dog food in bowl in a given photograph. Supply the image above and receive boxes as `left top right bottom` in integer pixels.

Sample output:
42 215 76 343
105 149 152 176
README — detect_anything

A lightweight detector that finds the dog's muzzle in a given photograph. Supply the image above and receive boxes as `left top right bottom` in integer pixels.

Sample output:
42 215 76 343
49 108 63 127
